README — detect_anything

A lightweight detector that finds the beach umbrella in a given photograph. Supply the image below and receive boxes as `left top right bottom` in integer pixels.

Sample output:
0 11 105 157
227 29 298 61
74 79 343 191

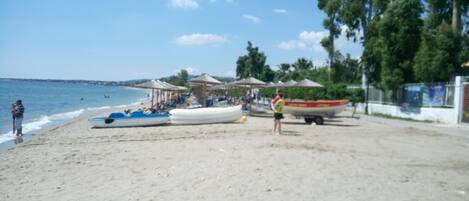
189 74 222 85
156 80 179 103
209 84 227 91
189 74 222 107
283 80 297 87
294 79 324 101
156 80 177 91
295 79 323 88
264 82 276 88
233 77 266 106
135 80 167 107
273 81 285 88
135 80 167 89
175 86 188 91
233 77 266 87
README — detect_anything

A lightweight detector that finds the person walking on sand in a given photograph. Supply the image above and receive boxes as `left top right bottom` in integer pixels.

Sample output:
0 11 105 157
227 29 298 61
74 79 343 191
271 90 284 135
13 100 25 136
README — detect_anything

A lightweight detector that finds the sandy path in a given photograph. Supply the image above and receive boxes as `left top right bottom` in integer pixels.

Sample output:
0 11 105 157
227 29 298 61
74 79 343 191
1 111 468 201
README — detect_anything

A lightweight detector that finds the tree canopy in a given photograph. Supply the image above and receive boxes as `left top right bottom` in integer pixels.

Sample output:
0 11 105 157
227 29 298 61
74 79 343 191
235 41 274 81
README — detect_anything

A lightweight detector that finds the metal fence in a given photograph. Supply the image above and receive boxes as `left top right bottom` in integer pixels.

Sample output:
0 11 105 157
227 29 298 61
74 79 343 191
367 82 455 108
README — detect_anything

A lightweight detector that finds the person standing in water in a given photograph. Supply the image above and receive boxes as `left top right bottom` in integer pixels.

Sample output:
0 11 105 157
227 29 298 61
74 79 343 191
11 104 16 135
13 100 25 136
271 90 284 135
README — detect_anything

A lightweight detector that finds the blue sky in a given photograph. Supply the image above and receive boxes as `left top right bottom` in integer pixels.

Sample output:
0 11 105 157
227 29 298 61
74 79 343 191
0 0 362 81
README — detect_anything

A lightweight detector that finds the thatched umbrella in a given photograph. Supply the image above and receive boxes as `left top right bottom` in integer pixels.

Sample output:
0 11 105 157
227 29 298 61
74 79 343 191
273 81 285 88
294 79 324 101
233 77 266 106
234 77 266 86
135 80 168 107
264 82 275 88
284 80 297 87
189 74 222 107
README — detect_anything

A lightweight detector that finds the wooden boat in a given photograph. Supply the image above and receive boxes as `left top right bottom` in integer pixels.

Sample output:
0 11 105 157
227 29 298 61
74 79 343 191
169 105 242 125
283 99 349 124
88 111 170 128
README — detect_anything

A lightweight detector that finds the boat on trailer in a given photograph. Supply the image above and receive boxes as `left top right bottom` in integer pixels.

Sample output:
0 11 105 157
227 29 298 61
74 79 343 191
169 105 242 125
283 99 349 125
88 111 170 128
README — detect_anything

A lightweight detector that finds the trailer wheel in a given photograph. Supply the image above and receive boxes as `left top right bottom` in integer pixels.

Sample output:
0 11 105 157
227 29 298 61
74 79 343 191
314 116 324 125
304 118 314 124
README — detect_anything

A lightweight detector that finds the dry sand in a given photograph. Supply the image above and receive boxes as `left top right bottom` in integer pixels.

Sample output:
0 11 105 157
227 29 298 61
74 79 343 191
1 109 469 201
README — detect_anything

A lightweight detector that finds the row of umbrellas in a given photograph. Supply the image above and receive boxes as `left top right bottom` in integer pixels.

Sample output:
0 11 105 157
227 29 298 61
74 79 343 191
209 77 323 90
135 74 323 91
134 74 324 107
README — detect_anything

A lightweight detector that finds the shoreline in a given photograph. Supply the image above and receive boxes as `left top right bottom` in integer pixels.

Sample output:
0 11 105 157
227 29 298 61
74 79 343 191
0 100 150 152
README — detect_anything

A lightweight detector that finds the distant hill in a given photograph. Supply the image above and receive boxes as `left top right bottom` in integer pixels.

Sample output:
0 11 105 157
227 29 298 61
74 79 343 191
0 74 237 87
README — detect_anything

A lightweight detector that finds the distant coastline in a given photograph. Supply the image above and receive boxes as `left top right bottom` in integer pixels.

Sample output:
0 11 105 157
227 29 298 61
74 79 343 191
0 75 236 87
0 77 149 87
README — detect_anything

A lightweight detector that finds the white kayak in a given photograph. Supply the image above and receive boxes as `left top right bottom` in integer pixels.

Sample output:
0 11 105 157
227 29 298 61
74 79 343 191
88 111 170 128
169 105 242 125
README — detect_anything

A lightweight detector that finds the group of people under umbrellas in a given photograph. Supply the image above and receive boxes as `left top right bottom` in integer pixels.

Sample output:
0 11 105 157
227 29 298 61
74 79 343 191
196 75 323 135
135 80 187 113
135 74 323 135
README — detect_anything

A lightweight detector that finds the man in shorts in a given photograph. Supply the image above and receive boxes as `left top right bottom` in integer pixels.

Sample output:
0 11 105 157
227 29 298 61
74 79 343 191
271 90 284 135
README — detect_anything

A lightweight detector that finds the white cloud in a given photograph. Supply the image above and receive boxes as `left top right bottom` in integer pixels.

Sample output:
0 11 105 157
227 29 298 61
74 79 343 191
278 30 328 53
210 0 235 3
242 14 261 23
272 8 287 14
169 0 199 9
278 26 363 62
278 26 363 56
175 33 228 45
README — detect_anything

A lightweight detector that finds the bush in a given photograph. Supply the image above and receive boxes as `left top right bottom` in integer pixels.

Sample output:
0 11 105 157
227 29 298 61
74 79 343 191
259 84 364 103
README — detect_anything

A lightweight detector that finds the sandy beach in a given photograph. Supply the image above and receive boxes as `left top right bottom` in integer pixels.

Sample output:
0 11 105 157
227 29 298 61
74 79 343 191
1 109 469 201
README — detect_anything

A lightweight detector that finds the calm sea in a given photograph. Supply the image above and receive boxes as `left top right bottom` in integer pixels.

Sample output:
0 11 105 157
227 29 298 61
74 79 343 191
0 79 148 144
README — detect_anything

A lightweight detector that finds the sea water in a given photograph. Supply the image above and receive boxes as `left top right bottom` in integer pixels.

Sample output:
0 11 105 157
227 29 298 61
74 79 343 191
0 79 149 145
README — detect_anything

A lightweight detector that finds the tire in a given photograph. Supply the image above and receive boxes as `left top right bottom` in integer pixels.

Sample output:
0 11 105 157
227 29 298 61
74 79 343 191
304 118 314 124
314 116 324 125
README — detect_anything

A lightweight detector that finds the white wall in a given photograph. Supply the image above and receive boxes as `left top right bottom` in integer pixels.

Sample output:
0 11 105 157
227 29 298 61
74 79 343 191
357 76 465 124
356 103 457 124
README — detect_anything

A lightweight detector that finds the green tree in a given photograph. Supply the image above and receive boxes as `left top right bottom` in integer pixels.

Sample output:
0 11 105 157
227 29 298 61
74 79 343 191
335 53 361 84
276 63 292 81
178 69 189 86
235 41 275 81
377 0 423 90
318 0 342 83
337 0 390 113
414 23 463 82
413 0 469 82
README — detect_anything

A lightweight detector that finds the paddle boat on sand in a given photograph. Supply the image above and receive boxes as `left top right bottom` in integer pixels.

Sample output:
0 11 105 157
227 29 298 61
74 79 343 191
283 99 349 125
169 105 242 125
89 111 170 128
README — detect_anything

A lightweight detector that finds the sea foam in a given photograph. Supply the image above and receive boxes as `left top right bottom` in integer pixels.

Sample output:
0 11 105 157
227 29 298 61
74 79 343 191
0 100 144 144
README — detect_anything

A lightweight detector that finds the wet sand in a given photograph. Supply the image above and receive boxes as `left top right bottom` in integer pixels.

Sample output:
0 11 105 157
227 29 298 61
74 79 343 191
0 109 468 201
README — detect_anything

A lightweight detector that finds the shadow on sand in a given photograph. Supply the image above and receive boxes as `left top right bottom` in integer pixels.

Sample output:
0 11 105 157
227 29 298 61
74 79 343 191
282 121 359 127
280 130 302 136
